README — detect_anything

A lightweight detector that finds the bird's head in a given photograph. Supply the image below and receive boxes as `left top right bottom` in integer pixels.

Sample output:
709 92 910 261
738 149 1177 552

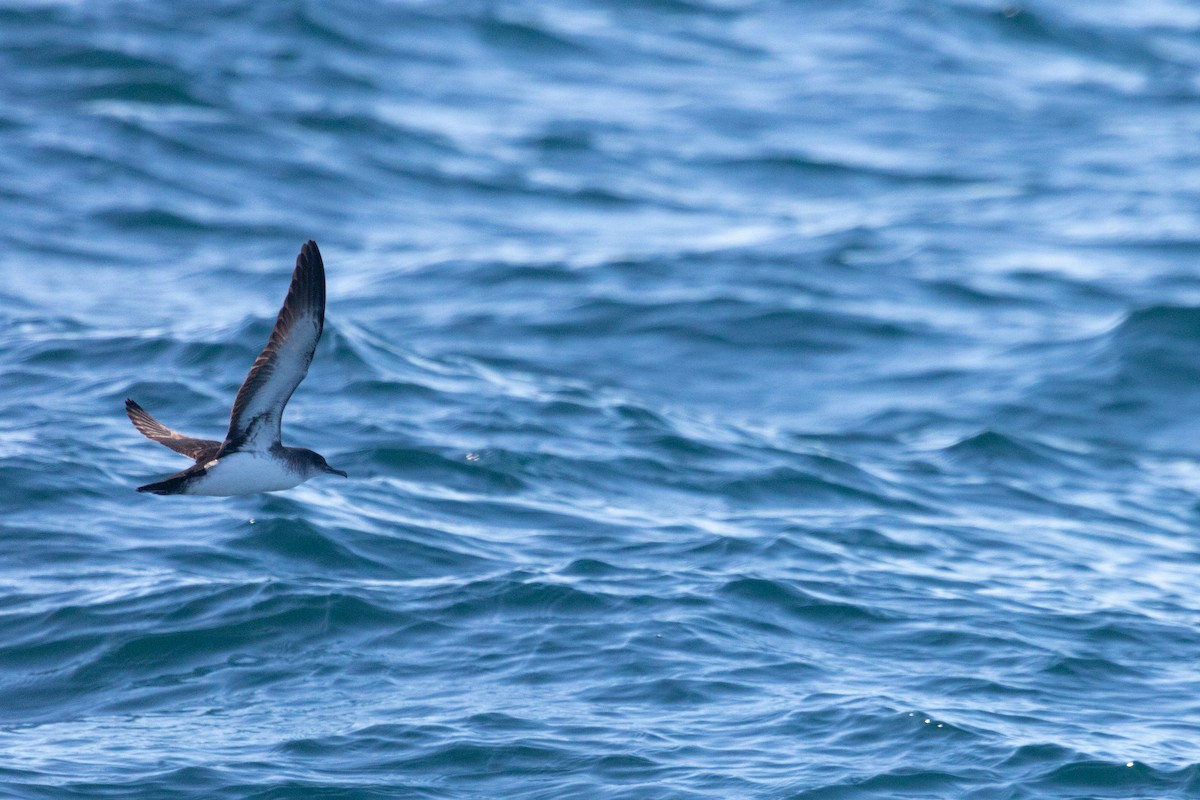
297 448 348 479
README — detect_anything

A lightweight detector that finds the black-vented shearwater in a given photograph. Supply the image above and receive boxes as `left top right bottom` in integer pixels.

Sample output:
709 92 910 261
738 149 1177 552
127 240 347 495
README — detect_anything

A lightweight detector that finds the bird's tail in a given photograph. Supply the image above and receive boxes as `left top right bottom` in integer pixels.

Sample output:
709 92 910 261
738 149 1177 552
137 472 192 495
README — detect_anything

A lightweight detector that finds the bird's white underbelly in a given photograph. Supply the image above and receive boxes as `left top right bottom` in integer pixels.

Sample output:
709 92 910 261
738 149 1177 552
185 452 306 496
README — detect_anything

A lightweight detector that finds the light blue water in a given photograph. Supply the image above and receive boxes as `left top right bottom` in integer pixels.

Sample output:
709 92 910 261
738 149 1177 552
2 1 1200 797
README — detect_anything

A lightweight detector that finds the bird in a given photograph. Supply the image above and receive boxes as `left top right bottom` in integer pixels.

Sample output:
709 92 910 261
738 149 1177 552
127 240 347 495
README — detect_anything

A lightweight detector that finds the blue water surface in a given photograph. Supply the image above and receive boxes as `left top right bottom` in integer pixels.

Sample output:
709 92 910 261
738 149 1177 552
2 1 1200 797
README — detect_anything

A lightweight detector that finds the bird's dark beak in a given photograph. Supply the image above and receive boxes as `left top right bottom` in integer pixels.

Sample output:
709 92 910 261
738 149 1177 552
326 465 348 477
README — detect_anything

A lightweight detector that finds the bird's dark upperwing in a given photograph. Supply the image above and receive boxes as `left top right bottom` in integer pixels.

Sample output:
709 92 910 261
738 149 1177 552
224 240 326 451
125 399 222 463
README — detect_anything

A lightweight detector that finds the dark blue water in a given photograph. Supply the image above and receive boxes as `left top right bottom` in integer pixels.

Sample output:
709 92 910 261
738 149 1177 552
3 1 1200 796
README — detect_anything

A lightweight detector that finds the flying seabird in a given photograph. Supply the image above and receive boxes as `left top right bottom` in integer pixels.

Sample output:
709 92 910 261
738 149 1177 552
127 240 347 495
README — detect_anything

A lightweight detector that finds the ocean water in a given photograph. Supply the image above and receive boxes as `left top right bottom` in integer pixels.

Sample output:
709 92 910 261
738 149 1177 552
2 0 1200 796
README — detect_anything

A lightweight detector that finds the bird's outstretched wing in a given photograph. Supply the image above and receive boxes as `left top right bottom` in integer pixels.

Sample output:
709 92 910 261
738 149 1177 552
224 240 326 452
125 399 222 463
